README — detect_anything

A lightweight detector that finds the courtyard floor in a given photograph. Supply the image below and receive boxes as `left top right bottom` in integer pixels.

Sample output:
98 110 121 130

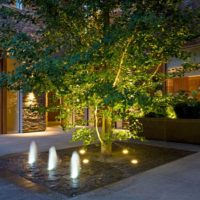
0 127 200 200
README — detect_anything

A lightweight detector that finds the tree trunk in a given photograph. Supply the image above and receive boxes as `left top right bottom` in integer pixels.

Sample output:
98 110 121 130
101 142 112 156
100 0 112 156
101 114 112 156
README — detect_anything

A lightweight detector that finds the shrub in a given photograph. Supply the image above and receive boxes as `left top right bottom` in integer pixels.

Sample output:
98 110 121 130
72 128 96 147
174 102 200 119
172 91 200 119
145 112 166 118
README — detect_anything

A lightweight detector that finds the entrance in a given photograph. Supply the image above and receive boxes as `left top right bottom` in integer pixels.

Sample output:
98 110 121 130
46 92 61 127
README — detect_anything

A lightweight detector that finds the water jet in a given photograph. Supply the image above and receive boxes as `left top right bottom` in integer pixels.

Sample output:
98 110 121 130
48 146 58 171
70 151 81 179
28 141 38 165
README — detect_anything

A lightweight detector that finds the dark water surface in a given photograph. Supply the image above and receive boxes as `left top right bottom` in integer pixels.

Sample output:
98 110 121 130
0 142 194 197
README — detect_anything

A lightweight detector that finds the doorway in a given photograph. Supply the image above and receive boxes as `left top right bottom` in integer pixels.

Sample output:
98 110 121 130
46 92 61 127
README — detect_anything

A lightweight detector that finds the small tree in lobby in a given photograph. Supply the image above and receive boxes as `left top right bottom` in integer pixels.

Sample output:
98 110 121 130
0 0 200 155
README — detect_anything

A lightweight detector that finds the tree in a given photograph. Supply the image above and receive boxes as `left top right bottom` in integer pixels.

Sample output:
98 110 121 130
0 0 200 155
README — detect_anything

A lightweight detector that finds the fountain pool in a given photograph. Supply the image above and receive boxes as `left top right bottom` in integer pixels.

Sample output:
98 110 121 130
0 142 194 197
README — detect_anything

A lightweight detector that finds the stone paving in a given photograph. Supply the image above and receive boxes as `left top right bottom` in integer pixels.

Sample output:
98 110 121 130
0 127 80 156
75 152 200 200
0 127 200 200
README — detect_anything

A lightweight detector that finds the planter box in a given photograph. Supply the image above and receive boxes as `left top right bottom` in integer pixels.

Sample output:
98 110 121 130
139 118 200 145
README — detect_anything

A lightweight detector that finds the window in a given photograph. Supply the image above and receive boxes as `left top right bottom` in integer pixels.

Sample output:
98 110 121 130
16 0 23 10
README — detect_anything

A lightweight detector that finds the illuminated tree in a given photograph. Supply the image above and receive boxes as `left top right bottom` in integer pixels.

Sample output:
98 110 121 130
0 0 200 155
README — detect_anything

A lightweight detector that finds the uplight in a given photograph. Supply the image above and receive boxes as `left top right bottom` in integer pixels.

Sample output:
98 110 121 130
27 92 35 101
131 159 138 164
79 149 86 155
25 92 36 107
82 159 89 164
122 149 129 154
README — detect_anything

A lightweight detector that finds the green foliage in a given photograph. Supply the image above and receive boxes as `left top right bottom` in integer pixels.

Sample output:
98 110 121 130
172 91 200 119
128 117 143 137
143 91 200 119
0 0 200 148
142 91 171 118
166 106 177 119
112 129 133 141
113 118 144 141
72 128 96 147
172 90 200 106
174 102 200 119
59 109 75 131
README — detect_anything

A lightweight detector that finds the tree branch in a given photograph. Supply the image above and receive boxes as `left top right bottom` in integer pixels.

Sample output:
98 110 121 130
94 105 104 144
113 35 134 87
149 63 163 80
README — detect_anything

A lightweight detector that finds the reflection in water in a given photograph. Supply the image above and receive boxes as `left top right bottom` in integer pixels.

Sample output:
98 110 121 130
27 161 40 179
48 169 58 181
70 177 80 188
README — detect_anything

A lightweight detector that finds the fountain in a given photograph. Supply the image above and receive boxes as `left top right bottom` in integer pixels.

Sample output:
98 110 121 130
1 142 192 197
70 151 81 179
28 141 38 165
48 146 58 171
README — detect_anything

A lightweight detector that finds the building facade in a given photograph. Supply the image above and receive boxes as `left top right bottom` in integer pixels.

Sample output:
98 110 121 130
166 40 200 96
0 56 46 134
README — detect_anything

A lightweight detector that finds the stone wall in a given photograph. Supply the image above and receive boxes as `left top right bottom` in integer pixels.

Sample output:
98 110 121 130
22 93 46 133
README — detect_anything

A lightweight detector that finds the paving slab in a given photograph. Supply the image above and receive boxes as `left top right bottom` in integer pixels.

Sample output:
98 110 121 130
0 127 81 156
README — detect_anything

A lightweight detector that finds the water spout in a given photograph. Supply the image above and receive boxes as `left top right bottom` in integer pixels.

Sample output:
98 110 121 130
48 146 58 171
28 141 38 165
70 151 81 179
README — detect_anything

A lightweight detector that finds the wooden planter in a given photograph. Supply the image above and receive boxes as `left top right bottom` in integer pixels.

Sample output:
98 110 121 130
139 118 200 145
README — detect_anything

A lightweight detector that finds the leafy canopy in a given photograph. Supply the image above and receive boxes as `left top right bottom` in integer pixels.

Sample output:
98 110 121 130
0 0 200 142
